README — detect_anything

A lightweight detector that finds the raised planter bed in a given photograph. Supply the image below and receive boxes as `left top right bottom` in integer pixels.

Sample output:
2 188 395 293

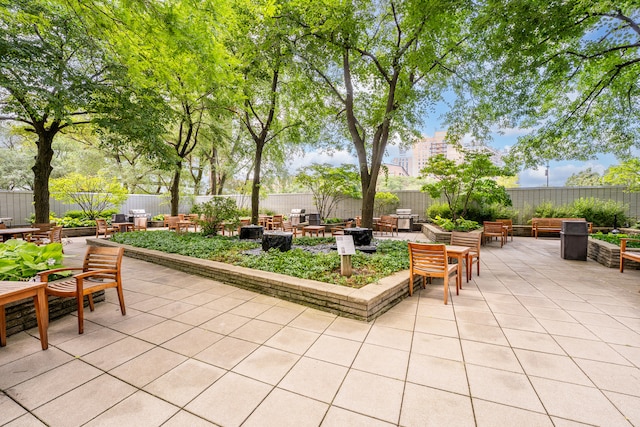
3 290 104 339
588 237 640 269
88 238 410 322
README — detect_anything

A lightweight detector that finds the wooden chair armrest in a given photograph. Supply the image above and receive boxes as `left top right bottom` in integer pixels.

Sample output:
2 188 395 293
620 238 640 252
38 267 83 282
74 269 118 280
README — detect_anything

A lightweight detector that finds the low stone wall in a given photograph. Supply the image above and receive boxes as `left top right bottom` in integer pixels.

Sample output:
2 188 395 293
88 239 410 322
4 291 104 338
588 237 640 269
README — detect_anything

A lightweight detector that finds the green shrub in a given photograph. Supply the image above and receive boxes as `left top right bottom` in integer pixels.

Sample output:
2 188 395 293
433 215 480 231
192 197 241 236
374 192 400 216
0 240 65 281
52 216 96 228
63 210 85 219
532 198 628 227
324 217 343 224
152 214 166 221
427 203 452 221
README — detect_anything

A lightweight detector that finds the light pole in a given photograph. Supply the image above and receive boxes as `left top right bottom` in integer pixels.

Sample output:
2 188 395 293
545 164 549 187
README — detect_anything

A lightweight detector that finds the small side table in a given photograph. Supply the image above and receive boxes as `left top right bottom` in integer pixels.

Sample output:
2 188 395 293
302 225 325 237
0 281 48 350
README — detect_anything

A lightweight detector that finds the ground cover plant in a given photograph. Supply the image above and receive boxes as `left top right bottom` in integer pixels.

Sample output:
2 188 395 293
110 231 410 288
590 232 640 248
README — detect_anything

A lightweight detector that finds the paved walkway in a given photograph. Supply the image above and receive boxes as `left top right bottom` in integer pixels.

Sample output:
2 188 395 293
1 234 639 426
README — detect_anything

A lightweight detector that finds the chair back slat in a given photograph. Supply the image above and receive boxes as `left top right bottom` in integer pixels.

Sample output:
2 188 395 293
450 232 481 253
408 243 448 274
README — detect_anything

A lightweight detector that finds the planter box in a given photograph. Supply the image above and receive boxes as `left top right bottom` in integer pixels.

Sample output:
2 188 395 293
3 289 104 339
587 237 640 269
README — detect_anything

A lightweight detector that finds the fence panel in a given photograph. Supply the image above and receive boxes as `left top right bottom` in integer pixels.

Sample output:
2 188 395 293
1 186 637 227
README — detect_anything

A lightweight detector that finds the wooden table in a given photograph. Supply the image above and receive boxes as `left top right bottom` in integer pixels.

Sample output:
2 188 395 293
0 227 40 242
0 281 48 350
446 245 470 293
112 222 134 232
302 225 325 237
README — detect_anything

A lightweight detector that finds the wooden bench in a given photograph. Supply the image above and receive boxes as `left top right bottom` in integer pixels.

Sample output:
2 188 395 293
531 218 593 238
620 238 640 273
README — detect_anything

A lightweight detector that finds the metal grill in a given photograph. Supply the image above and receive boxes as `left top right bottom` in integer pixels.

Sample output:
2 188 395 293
127 209 151 222
394 208 418 231
290 208 306 226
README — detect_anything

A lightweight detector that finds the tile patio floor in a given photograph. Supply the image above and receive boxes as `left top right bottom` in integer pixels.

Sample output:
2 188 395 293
1 233 639 426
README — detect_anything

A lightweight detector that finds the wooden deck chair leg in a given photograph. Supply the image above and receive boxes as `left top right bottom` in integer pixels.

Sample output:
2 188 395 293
443 276 449 305
88 293 95 311
117 285 126 315
77 292 85 334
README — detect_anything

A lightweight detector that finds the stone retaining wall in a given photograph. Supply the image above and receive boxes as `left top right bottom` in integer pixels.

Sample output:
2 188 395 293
4 292 104 338
588 238 640 269
88 239 410 322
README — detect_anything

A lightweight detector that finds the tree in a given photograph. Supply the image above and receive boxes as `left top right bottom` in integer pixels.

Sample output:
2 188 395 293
285 0 474 228
465 1 640 168
0 0 121 222
374 192 400 217
49 173 128 219
603 159 640 192
420 151 513 221
228 1 319 225
295 163 361 220
565 168 604 187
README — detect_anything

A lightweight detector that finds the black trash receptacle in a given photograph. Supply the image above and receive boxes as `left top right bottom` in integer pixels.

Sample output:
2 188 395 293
560 221 589 260
307 213 321 226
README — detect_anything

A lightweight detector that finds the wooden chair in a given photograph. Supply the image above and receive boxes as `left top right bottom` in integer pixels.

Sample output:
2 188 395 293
408 243 458 304
268 215 284 231
330 220 353 236
282 220 299 236
166 216 188 233
26 222 55 245
496 219 513 242
483 221 506 247
95 219 117 238
378 215 398 236
38 246 126 334
133 217 147 231
450 231 481 280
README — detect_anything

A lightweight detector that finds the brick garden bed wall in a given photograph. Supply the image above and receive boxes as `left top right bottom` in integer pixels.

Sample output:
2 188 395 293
88 239 410 322
588 238 640 269
4 292 104 338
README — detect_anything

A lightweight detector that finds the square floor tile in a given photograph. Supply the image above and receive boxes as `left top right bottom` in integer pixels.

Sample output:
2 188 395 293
553 335 631 365
472 398 553 427
185 372 271 427
279 357 348 403
401 383 474 426
514 349 592 386
466 364 544 412
6 360 101 410
0 348 73 389
32 374 136 427
411 332 463 361
144 359 225 406
530 376 631 426
352 343 409 380
406 353 469 395
243 388 328 427
195 336 258 370
264 326 320 355
232 346 300 385
161 327 223 357
574 358 640 396
333 370 404 424
229 319 282 344
305 335 362 367
109 347 187 388
502 328 565 354
461 340 522 373
365 325 413 351
83 390 179 427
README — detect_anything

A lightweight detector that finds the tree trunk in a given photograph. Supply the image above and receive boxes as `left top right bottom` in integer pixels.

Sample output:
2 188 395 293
251 142 264 225
32 129 56 224
170 164 181 216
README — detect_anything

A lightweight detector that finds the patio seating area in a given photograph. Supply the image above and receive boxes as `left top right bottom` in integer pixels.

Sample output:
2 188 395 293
1 233 639 426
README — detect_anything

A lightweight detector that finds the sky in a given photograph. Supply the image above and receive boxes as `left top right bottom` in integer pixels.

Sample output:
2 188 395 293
288 106 619 188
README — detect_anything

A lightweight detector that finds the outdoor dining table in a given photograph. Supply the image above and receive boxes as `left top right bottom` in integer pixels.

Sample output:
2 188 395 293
0 227 40 242
112 222 134 232
0 281 48 350
302 225 325 237
446 245 470 293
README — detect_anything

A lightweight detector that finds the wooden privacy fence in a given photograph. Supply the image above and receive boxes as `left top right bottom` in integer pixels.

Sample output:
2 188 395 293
1 186 638 227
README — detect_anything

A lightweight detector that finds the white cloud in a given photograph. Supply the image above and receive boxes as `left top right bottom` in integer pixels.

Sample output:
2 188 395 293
518 161 608 187
288 149 357 173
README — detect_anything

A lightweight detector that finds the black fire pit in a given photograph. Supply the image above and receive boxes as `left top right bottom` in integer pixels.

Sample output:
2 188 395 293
262 231 293 252
240 225 264 240
344 227 373 246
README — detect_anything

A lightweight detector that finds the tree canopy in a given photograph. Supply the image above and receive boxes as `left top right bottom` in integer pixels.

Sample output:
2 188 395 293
464 1 640 168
